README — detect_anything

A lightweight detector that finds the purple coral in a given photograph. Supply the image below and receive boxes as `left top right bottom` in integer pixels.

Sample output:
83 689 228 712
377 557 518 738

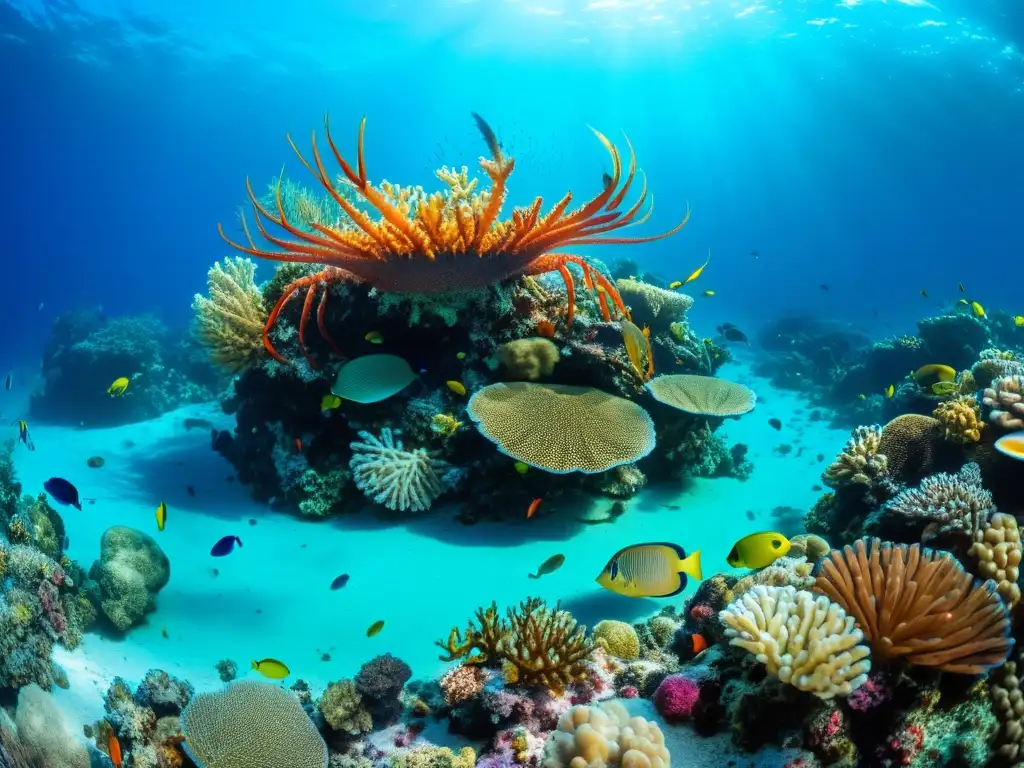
654 674 700 721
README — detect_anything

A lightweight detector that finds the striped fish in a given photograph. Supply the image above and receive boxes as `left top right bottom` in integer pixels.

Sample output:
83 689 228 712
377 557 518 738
595 542 703 598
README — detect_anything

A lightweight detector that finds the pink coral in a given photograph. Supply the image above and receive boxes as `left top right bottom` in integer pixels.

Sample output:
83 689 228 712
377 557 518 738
847 674 891 712
689 603 714 623
618 686 639 699
653 674 700 721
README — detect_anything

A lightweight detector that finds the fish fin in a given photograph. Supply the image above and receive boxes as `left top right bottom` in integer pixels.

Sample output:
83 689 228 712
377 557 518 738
527 573 539 579
251 660 259 671
679 550 703 581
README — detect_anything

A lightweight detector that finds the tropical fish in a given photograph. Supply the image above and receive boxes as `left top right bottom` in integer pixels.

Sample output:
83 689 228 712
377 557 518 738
726 532 792 569
456 352 467 360
1014 316 1024 328
702 290 715 297
330 574 350 591
107 377 130 397
621 319 653 380
446 380 467 396
920 289 928 299
679 252 711 287
161 626 169 639
155 502 167 532
957 298 969 306
367 620 385 637
931 381 957 396
994 431 1024 462
183 417 214 430
186 485 196 497
526 497 543 519
913 364 956 388
513 461 530 475
251 658 290 679
3 372 10 391
18 420 34 451
108 732 123 768
971 301 986 319
471 112 501 158
858 394 866 400
333 355 417 404
596 543 702 598
529 554 565 579
87 456 105 468
668 281 683 290
885 384 895 398
959 282 966 293
717 323 749 345
430 413 463 439
364 331 384 344
210 535 242 557
768 418 782 431
44 477 82 510
321 394 342 413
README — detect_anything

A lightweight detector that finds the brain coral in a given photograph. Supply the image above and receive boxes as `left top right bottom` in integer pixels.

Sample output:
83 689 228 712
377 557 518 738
933 395 983 444
542 700 670 768
593 620 640 660
877 413 942 482
467 383 656 474
89 526 170 632
181 680 327 768
497 338 560 381
645 375 756 417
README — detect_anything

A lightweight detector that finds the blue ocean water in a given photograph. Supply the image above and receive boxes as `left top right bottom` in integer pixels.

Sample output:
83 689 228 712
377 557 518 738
2 0 1024 762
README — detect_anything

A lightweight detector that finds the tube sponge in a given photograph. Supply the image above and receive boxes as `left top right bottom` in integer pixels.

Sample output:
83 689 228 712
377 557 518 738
542 700 670 768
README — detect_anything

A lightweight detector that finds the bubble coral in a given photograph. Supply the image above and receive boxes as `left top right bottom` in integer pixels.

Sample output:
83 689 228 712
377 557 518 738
541 700 669 768
653 674 700 722
933 395 984 444
990 650 1024 763
877 413 942 482
813 538 1013 673
497 338 560 381
181 680 328 768
968 512 1022 608
983 376 1024 432
192 257 268 373
467 383 656 474
644 374 756 417
592 621 640 661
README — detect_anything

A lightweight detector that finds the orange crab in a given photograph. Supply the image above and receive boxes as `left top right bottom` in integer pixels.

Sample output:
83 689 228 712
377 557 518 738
219 113 689 366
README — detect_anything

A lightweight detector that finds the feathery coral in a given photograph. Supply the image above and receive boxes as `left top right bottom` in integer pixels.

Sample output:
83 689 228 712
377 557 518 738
192 257 268 372
719 585 871 699
466 382 656 474
968 512 1022 608
813 538 1013 673
644 374 756 417
349 428 454 512
542 700 670 768
983 376 1024 432
823 425 889 489
933 395 983 444
882 463 994 542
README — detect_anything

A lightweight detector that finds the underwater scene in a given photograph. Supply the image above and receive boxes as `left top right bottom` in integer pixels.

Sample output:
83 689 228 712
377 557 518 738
3 0 1024 766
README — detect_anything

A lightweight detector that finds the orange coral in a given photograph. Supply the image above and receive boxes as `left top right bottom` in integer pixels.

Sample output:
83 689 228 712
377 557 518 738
220 115 689 365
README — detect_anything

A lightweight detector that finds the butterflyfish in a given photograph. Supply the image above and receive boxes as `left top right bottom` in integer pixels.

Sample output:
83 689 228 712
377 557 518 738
679 252 711 287
596 542 702 598
995 431 1024 462
446 380 467 396
367 620 385 637
155 502 167 532
529 553 564 578
108 377 130 397
971 301 986 318
726 532 792 569
251 658 290 679
885 384 895 398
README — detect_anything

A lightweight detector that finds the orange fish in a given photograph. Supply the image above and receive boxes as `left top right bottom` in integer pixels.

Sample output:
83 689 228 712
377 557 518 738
526 498 543 519
691 633 708 654
536 320 556 339
294 438 303 452
108 732 123 767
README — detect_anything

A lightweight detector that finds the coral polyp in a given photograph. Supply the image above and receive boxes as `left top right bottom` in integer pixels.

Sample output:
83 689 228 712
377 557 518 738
219 114 690 365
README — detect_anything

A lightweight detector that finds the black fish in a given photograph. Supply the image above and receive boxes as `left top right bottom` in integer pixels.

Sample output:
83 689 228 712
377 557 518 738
812 484 823 491
471 112 502 158
768 418 782 431
210 535 242 557
716 324 750 345
187 486 196 497
4 373 11 391
816 453 824 462
330 574 350 591
44 477 82 510
184 418 214 431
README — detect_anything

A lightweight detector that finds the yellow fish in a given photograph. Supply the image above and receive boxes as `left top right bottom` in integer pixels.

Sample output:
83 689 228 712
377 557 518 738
367 620 385 637
456 352 467 360
668 281 683 290
251 658 290 679
364 331 383 344
513 461 530 475
1014 316 1024 328
680 252 711 287
596 543 702 598
971 301 986 319
957 298 969 306
857 394 866 400
446 380 467 396
885 384 895 398
913 364 956 387
430 413 462 439
931 381 957 396
321 394 342 413
155 502 167 532
726 532 792 569
107 377 130 397
703 290 715 297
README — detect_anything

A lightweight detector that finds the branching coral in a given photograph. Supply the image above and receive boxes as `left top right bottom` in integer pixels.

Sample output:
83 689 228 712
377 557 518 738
983 376 1024 432
933 395 984 444
192 257 269 372
968 512 1022 608
499 597 594 693
436 601 507 664
822 425 889 489
882 463 994 542
542 700 669 768
720 585 871 699
349 428 454 513
813 538 1012 673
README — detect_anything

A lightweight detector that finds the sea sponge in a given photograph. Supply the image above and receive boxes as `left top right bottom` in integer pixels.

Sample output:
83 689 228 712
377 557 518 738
467 383 656 474
823 425 889 489
355 653 411 726
192 257 268 373
645 374 756 417
933 395 984 444
89 526 170 631
983 376 1024 432
439 664 488 706
317 680 372 736
497 338 560 381
181 680 327 768
349 428 454 513
877 413 942 482
14 684 89 768
593 620 641 660
719 585 871 699
883 462 994 542
653 674 700 721
542 699 669 768
968 512 1022 608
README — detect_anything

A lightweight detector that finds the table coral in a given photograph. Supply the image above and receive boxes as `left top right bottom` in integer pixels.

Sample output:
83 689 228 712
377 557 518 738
645 374 756 417
968 512 1022 608
542 700 669 768
593 621 640 661
823 425 888 489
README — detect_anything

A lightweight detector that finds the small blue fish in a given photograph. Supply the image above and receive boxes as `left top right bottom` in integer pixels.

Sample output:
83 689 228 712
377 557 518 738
210 535 242 557
44 478 81 510
330 574 350 591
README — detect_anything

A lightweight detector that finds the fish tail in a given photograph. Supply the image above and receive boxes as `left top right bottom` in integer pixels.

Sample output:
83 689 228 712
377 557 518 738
527 573 539 579
679 550 703 581
250 660 259 671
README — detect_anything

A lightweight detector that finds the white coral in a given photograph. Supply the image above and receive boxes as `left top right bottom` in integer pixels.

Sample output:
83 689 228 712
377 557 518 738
542 700 669 768
719 585 871 700
349 428 451 513
823 424 889 488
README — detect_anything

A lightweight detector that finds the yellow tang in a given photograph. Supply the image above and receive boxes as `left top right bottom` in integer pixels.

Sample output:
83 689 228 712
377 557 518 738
680 252 711 287
668 281 683 290
931 381 957 396
703 290 715 297
885 384 895 398
155 502 167 532
971 301 986 319
108 377 130 397
995 431 1024 462
726 532 792 569
251 658 290 679
913 364 956 387
446 380 467 396
1014 316 1024 328
365 331 383 344
596 542 703 598
321 394 342 413
367 620 385 637
513 461 530 475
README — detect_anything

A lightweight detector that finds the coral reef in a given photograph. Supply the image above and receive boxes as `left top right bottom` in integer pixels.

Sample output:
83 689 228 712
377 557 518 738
355 653 412 727
88 526 170 631
593 621 640 661
615 278 693 332
822 425 888 489
192 256 269 372
318 679 373 736
984 376 1024 431
933 395 984 444
349 428 456 513
645 374 756 417
497 338 560 381
968 512 1022 608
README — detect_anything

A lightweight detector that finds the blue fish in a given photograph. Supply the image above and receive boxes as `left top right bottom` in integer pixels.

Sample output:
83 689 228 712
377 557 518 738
330 573 350 591
210 535 242 557
44 477 81 510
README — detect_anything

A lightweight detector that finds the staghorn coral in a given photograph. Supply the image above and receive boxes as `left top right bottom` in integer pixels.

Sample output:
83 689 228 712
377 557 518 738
644 374 756 417
181 680 327 768
814 538 1012 673
823 425 889 489
497 338 560 381
349 428 454 513
499 597 595 693
720 585 871 699
467 383 656 474
983 376 1024 432
882 462 994 543
616 278 694 332
436 601 507 664
318 680 372 736
968 512 1022 608
933 395 984 444
877 413 942 482
192 257 268 372
542 700 669 768
593 621 640 661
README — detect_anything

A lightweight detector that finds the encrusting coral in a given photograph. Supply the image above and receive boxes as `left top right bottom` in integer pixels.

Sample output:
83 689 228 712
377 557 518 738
813 538 1012 673
983 376 1024 432
192 256 269 372
497 338 560 381
933 395 984 444
542 700 670 768
968 512 1022 608
719 585 871 699
823 425 889 489
348 428 455 513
